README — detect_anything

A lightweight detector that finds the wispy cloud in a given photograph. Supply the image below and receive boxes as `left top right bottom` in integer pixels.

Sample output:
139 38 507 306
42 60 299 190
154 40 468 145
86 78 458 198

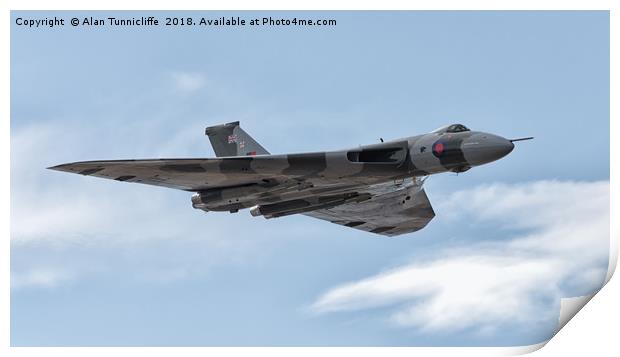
10 123 281 289
11 268 75 289
310 180 610 333
170 71 206 92
10 122 226 245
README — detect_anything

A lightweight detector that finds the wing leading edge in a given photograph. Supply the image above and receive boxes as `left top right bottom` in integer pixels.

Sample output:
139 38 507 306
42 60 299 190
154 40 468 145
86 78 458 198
47 152 337 192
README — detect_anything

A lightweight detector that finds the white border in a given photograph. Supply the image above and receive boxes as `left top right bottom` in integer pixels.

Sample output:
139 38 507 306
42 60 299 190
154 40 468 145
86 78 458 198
2 1 617 356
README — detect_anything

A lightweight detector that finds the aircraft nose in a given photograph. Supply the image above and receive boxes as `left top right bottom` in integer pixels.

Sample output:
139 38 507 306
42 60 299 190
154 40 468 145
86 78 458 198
462 133 514 166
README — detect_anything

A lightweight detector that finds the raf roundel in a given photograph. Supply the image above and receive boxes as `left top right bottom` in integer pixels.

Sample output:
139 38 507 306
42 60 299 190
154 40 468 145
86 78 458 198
432 141 445 157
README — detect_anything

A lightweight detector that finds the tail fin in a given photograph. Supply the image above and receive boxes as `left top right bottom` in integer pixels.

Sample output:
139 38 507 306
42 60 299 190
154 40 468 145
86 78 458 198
205 121 270 157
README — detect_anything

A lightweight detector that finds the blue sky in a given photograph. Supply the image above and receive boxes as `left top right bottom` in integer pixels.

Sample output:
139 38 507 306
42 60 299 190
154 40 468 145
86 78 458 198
10 11 609 346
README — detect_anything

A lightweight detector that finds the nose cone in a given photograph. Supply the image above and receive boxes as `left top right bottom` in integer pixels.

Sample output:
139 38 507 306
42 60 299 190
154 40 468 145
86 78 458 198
462 133 514 166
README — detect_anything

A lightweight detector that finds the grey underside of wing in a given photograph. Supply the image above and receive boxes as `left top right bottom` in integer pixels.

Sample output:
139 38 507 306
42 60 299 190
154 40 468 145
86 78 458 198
304 180 435 237
48 158 293 191
50 158 435 237
47 155 383 192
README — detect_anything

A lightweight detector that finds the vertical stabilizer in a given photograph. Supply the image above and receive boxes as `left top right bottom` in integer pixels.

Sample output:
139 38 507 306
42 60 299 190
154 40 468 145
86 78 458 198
205 121 270 157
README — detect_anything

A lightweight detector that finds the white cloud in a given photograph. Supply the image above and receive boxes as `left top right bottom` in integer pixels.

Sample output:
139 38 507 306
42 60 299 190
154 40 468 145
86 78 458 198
310 180 610 333
170 71 206 92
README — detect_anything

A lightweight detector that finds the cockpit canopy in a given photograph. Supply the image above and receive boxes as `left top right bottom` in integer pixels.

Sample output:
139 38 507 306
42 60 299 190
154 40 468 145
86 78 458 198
432 123 471 134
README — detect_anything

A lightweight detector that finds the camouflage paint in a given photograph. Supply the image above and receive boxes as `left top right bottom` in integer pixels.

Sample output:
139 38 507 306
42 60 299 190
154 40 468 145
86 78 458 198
49 122 516 236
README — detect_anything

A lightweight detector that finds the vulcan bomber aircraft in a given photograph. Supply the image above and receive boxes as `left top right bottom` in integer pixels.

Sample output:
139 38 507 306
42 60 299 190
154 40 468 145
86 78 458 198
49 122 532 237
